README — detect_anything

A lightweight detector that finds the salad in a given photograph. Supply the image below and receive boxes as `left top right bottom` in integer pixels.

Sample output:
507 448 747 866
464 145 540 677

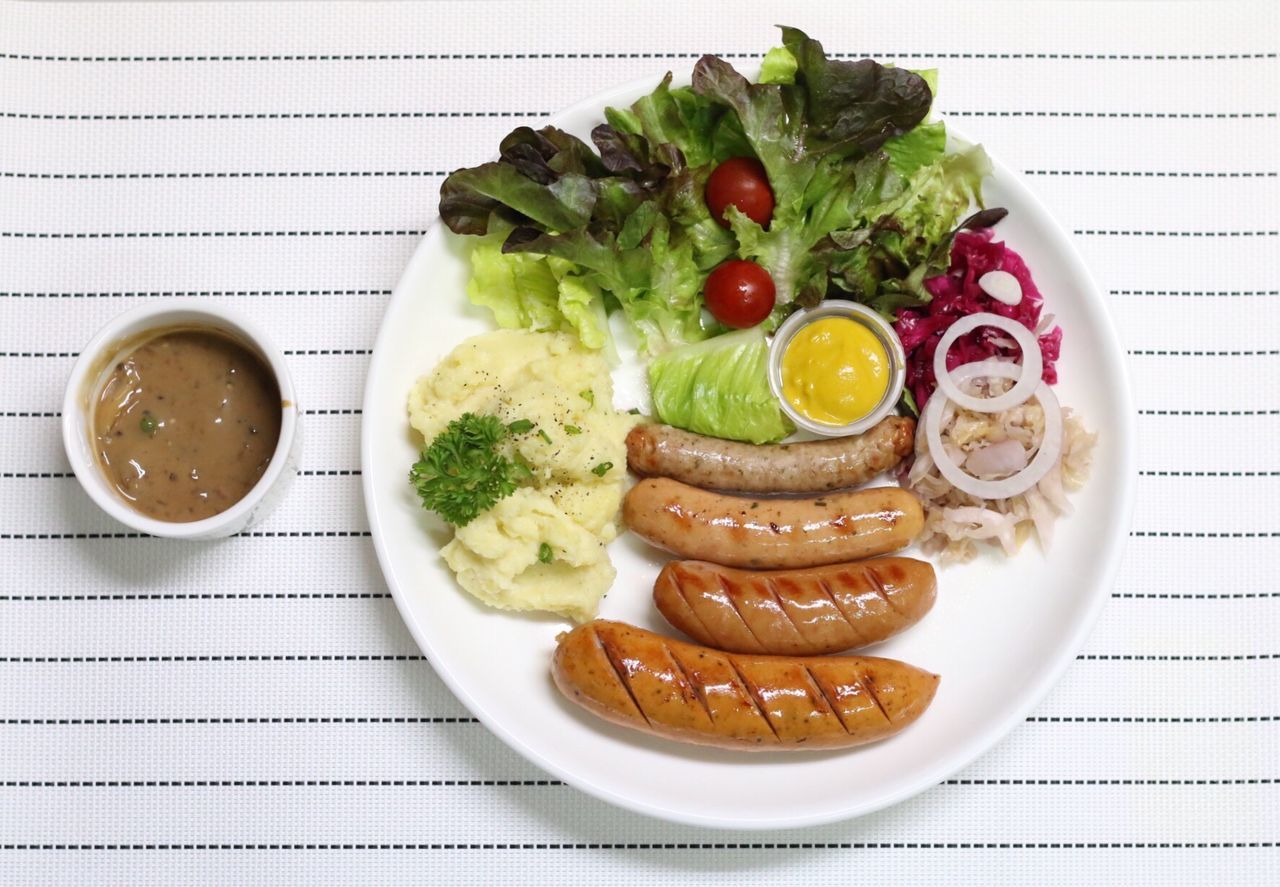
425 24 1094 569
440 28 987 439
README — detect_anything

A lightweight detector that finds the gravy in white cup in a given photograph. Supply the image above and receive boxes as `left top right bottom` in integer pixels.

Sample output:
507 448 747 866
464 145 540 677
92 327 283 523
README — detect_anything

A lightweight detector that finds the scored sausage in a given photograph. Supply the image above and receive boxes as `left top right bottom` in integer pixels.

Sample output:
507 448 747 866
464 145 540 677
552 620 939 751
622 477 924 569
625 417 916 494
654 557 937 656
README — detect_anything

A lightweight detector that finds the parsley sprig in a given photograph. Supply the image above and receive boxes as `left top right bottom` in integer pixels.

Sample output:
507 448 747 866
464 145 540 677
408 413 531 526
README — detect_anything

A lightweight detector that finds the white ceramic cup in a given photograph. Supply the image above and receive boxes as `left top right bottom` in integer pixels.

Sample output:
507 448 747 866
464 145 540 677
61 301 301 539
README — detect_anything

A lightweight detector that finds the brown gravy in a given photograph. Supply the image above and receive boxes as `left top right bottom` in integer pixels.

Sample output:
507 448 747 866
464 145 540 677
93 327 282 522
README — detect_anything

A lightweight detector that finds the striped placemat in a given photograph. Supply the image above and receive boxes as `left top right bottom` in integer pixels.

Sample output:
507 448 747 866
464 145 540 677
1 1 1275 883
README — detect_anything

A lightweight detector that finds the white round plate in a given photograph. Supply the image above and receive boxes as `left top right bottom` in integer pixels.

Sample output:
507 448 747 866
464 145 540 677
362 72 1136 829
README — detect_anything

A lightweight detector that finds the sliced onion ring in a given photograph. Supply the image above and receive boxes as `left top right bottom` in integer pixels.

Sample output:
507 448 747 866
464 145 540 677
924 361 1062 500
933 312 1044 413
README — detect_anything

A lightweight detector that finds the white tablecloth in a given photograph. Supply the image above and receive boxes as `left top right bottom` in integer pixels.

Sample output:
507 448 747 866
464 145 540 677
1 1 1276 883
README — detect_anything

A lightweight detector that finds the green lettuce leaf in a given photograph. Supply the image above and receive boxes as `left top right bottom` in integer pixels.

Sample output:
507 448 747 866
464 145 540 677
440 161 596 237
648 326 793 444
691 55 824 309
831 143 992 312
604 73 721 169
662 162 736 270
554 273 614 354
883 120 946 179
505 213 705 354
441 111 718 355
690 32 935 312
439 125 663 238
465 238 615 356
758 46 798 84
882 69 944 178
780 27 932 157
466 240 564 331
631 215 706 349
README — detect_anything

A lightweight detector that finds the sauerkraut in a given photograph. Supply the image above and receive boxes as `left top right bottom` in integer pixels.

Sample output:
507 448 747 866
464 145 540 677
903 375 1096 563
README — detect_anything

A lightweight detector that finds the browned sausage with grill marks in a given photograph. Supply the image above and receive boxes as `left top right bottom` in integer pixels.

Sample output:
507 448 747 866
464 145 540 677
622 477 924 569
654 557 937 655
552 620 939 751
625 417 915 493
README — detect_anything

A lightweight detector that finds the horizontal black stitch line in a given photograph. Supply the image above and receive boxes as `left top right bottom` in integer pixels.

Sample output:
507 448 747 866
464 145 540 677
0 531 371 540
2 779 564 788
0 591 390 601
0 716 477 725
1077 653 1280 662
5 530 1272 545
1 50 1275 61
1 409 359 418
0 778 1272 789
1140 409 1280 416
1140 470 1280 477
1112 289 1280 297
248 530 370 538
0 289 392 299
6 108 1274 123
24 468 1267 481
1076 229 1280 237
4 777 1271 789
1 349 372 358
1 467 1267 484
0 110 547 121
946 110 1277 119
1027 170 1279 178
0 842 1275 851
1027 715 1276 723
15 347 1280 360
0 170 449 180
0 229 427 239
1128 349 1280 357
0 654 426 663
0 52 733 62
1115 591 1280 600
1130 531 1280 538
1 470 360 479
945 778 1277 786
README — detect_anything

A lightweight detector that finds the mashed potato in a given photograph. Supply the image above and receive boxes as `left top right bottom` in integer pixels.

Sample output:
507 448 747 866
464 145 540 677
408 329 636 621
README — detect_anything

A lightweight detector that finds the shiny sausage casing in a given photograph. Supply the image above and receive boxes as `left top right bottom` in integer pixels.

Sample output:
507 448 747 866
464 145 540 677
654 557 937 656
552 620 939 751
622 477 924 569
626 417 915 494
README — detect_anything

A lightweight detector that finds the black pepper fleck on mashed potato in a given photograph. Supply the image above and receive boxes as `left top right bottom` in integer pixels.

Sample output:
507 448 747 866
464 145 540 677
408 330 638 621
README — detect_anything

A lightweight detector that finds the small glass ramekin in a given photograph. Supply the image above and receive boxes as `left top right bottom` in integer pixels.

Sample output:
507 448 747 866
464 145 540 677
767 300 907 438
61 301 301 539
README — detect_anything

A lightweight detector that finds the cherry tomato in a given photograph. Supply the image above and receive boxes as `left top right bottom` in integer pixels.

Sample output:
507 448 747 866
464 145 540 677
705 157 774 229
704 259 776 328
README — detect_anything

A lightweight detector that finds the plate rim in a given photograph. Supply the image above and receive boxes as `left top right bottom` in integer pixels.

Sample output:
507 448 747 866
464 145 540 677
361 69 1138 829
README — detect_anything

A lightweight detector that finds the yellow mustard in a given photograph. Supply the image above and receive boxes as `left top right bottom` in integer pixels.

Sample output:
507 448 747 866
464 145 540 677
780 317 890 426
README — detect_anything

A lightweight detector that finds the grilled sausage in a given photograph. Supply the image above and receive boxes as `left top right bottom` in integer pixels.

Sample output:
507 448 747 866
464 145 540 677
626 417 915 494
654 557 937 655
622 477 924 569
552 620 939 751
